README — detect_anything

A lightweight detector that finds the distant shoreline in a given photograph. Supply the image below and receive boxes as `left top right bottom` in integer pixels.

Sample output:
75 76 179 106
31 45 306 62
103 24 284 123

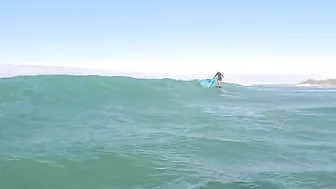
297 79 336 86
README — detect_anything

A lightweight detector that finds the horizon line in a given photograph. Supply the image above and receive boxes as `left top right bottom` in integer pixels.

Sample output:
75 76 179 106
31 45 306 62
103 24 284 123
0 63 334 84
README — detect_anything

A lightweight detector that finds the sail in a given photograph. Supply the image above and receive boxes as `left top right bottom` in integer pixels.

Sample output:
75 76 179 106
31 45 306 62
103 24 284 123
196 76 218 88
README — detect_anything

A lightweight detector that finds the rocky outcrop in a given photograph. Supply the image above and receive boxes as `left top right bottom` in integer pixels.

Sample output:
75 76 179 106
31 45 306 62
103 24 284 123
299 79 336 86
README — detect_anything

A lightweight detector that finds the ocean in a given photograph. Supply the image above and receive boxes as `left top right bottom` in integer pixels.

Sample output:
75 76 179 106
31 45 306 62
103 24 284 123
1 75 335 189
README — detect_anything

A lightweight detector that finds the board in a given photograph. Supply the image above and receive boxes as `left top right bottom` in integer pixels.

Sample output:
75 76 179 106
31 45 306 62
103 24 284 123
196 76 219 88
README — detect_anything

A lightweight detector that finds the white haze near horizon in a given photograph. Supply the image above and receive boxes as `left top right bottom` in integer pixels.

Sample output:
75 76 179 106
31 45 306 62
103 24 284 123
0 63 333 85
1 51 335 84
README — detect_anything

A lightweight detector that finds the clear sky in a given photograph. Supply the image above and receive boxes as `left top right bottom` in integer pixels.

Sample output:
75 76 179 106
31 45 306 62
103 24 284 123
0 0 335 80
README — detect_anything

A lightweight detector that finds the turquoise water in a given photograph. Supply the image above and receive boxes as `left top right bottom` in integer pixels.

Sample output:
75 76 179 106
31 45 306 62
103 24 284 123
1 75 336 189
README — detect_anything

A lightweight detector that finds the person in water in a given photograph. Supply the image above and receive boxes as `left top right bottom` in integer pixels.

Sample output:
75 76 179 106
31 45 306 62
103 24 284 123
214 71 224 87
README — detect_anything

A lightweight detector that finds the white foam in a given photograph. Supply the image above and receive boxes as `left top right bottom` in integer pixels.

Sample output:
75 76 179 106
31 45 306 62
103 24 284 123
223 80 252 87
296 84 315 87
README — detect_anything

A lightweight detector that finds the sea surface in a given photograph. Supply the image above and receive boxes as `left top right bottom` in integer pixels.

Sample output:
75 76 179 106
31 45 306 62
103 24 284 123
1 75 336 189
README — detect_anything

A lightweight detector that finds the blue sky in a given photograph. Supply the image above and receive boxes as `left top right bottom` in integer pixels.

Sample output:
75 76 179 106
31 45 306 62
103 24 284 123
0 0 335 81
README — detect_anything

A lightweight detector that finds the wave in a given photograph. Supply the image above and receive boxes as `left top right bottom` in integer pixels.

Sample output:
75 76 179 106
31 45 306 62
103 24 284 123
0 75 250 103
2 75 336 189
3 75 334 113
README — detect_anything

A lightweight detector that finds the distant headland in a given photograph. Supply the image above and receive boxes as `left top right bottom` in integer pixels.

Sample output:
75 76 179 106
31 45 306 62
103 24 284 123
298 79 336 86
